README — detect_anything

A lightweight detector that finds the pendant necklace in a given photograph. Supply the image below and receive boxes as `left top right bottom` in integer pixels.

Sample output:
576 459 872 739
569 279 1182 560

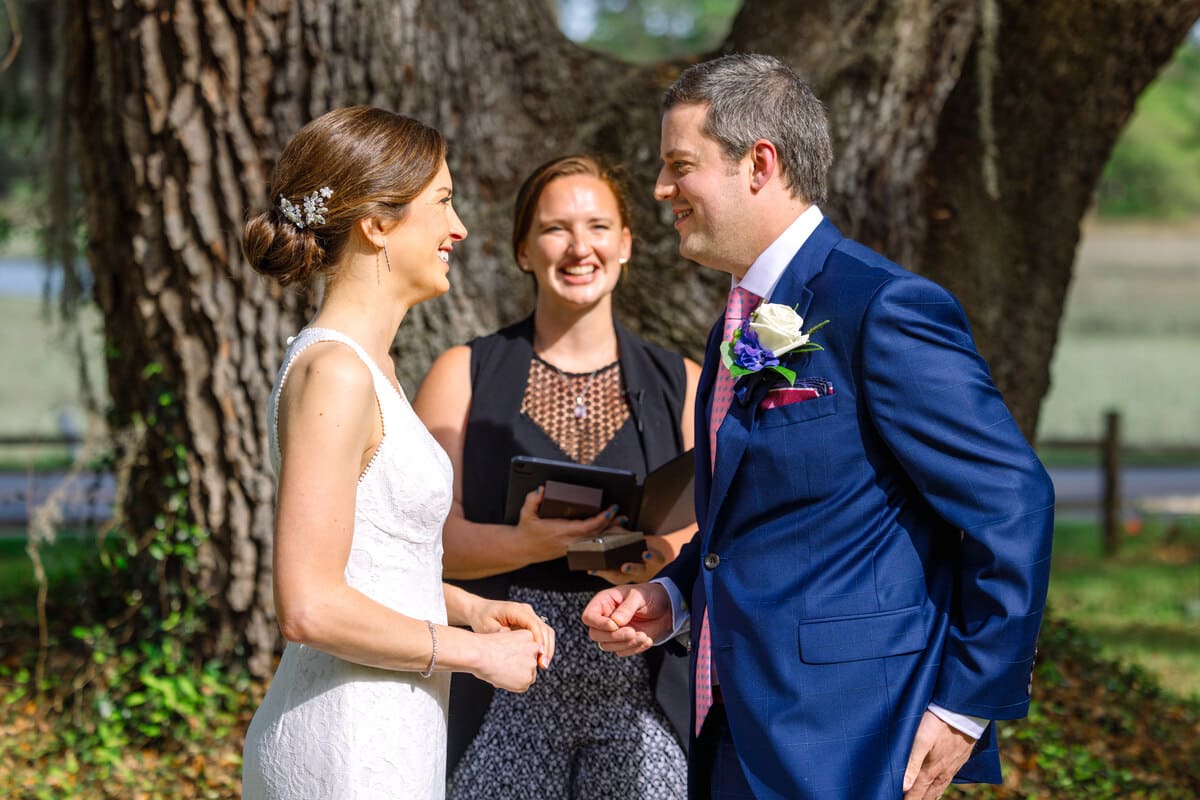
563 364 597 420
535 354 608 421
573 387 589 419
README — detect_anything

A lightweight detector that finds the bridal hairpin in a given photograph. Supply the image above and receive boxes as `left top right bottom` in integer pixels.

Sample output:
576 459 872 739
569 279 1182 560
279 186 333 229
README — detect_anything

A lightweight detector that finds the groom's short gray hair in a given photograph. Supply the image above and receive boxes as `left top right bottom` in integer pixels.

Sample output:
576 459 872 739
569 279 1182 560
663 53 832 204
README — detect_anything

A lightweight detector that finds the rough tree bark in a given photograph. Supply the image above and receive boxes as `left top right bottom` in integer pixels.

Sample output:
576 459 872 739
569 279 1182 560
68 0 1200 675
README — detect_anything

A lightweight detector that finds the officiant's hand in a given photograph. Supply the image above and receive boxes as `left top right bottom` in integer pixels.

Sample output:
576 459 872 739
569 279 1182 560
581 582 672 656
592 534 674 585
515 486 617 563
466 598 556 670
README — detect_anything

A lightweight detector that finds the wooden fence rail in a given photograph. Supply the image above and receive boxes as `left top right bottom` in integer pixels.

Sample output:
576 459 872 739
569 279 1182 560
0 434 83 447
1038 410 1200 555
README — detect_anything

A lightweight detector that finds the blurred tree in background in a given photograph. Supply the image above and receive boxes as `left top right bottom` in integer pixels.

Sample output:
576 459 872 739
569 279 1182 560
0 0 55 253
0 0 86 317
1096 38 1200 218
559 0 740 61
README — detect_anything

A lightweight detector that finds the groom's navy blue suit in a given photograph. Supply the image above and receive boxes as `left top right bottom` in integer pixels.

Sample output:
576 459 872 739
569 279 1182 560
659 218 1054 799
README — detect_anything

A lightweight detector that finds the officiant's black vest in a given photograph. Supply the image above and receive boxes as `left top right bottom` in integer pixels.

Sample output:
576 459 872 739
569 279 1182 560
447 314 690 771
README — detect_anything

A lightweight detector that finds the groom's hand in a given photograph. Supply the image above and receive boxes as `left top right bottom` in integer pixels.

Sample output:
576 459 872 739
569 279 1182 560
902 711 976 799
581 583 672 656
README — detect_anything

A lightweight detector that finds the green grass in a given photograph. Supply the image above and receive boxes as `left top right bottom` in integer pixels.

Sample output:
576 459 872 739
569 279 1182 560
1037 444 1200 469
1039 334 1200 444
0 294 106 438
0 534 101 604
1037 223 1200 446
0 444 113 472
1049 517 1200 699
0 446 84 472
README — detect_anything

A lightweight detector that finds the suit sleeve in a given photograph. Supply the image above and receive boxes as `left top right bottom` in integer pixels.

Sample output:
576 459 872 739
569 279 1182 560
658 506 703 605
861 276 1054 720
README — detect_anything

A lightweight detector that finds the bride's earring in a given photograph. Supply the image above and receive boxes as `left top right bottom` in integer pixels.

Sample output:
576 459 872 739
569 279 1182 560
383 247 393 272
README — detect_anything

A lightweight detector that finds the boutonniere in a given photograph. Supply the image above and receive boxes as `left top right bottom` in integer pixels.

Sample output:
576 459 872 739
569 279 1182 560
720 302 829 385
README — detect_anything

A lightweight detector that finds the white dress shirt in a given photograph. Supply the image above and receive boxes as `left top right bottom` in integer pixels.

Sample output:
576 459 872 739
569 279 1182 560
651 204 988 740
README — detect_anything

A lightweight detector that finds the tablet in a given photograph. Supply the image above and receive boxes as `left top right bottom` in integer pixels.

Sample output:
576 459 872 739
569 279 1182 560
503 450 696 534
636 448 696 535
503 456 639 525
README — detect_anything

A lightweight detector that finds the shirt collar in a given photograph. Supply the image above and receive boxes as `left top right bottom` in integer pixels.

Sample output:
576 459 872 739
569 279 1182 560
733 204 824 301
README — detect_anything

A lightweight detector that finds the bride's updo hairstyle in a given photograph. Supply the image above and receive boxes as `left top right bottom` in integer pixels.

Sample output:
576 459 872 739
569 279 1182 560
244 106 447 286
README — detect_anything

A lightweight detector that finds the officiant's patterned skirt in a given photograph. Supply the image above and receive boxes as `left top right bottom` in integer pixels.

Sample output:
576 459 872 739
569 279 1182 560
448 587 687 799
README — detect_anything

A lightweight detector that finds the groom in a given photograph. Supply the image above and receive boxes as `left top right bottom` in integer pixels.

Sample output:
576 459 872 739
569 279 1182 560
582 54 1054 799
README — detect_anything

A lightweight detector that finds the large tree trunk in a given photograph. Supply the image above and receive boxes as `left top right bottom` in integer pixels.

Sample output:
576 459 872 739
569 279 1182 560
69 0 1199 675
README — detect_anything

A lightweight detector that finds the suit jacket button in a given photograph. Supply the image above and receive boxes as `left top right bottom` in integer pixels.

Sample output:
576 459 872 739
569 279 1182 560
704 553 720 569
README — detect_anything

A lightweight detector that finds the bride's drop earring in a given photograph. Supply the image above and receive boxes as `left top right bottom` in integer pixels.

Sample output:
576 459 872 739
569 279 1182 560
383 247 393 272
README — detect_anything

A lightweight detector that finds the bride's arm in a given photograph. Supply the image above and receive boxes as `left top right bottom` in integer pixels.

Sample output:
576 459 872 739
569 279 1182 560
413 346 612 580
272 345 541 689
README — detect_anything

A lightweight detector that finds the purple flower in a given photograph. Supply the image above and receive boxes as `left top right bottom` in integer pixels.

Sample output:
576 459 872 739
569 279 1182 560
732 326 780 372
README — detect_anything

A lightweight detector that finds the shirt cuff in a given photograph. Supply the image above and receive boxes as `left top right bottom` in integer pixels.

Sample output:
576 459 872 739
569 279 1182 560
650 577 689 645
928 703 988 740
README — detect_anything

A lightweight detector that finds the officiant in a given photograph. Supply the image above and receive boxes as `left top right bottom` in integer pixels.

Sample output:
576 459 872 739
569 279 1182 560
414 154 701 799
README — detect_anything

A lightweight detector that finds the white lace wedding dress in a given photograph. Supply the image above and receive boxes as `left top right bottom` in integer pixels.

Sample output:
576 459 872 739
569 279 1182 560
242 327 454 800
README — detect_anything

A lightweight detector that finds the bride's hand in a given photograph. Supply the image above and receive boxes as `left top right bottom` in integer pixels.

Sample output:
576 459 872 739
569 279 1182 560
515 486 618 563
471 629 546 693
466 599 555 669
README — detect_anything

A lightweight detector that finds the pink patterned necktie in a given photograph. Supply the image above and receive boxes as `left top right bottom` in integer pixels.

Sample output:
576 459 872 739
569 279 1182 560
695 285 759 736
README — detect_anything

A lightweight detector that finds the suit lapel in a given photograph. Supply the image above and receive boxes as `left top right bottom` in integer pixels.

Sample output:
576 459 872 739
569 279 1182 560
694 318 722 532
703 217 843 533
768 217 841 310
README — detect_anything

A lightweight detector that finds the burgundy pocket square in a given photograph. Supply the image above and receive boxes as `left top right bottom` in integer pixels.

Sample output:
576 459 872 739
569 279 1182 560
759 386 820 410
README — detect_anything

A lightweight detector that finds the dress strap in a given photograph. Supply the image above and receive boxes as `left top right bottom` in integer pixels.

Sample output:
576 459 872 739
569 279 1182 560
268 327 394 471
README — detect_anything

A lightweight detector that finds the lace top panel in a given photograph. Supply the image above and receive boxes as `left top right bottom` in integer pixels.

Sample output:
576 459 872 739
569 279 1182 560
519 355 629 465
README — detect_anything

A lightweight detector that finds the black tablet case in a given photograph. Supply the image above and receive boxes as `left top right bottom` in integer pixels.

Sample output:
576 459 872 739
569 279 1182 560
504 448 695 534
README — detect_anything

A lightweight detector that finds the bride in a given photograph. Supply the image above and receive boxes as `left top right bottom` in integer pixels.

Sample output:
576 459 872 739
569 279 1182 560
240 106 555 799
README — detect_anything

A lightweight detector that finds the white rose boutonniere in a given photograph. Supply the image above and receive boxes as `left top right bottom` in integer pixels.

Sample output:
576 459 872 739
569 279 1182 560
749 303 813 357
721 302 829 384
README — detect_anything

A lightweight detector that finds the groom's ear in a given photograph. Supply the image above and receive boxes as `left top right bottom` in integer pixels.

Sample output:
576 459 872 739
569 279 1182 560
748 139 779 193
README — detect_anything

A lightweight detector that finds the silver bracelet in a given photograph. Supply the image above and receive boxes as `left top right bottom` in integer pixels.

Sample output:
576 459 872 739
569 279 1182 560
419 620 437 678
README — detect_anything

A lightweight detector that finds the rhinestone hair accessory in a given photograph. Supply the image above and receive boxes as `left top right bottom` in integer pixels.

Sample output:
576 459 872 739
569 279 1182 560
278 186 333 229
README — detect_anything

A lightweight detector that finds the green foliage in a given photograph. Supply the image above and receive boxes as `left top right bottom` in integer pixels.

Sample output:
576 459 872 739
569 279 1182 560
64 631 248 755
95 361 212 600
1049 517 1200 699
558 0 741 63
0 644 255 798
3 508 1199 794
1097 41 1200 219
0 361 242 797
958 618 1199 799
0 536 99 605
